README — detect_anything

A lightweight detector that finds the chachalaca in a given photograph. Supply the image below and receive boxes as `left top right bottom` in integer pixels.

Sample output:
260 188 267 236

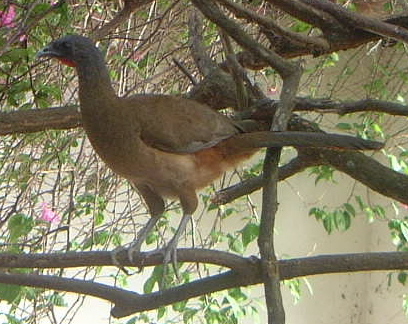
37 35 383 263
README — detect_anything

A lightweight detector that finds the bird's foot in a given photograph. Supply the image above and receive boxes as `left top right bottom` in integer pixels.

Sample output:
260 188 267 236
109 238 145 275
110 245 131 274
163 237 178 268
126 238 144 263
159 212 192 285
159 237 182 287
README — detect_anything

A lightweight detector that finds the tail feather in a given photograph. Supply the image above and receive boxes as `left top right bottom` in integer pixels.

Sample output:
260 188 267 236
222 131 383 154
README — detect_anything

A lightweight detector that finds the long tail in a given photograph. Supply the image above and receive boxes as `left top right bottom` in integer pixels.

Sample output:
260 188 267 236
222 131 383 155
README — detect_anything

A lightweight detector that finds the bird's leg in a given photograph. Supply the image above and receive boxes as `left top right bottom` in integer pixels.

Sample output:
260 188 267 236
162 212 192 266
128 184 165 262
111 184 165 266
160 191 198 282
127 214 161 261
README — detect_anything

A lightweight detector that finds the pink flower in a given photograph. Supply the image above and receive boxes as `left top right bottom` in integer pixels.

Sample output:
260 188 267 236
0 5 17 28
40 203 61 224
18 33 27 42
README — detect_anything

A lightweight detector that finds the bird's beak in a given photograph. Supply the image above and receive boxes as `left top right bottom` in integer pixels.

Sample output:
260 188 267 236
36 45 59 59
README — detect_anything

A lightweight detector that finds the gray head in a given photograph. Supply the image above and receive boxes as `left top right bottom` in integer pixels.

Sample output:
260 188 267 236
37 35 102 67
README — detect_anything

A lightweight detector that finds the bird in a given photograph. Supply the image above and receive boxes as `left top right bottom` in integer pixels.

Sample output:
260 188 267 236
37 35 382 264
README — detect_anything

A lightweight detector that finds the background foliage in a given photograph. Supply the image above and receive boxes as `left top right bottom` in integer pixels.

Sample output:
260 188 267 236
1 0 408 323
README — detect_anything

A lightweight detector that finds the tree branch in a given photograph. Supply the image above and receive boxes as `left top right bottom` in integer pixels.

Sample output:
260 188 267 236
294 98 408 116
192 0 298 78
3 97 407 137
0 106 80 135
216 0 330 53
301 0 408 43
231 15 408 70
91 0 155 40
1 251 408 317
191 1 303 322
215 147 408 206
265 0 339 31
188 9 217 76
0 248 249 271
212 155 314 206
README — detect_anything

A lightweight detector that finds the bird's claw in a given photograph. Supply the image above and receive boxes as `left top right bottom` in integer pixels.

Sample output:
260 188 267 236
110 246 132 275
127 239 143 264
160 238 181 286
109 238 145 275
163 239 178 268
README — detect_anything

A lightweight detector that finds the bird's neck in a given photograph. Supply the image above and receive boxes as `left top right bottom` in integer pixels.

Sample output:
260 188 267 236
76 55 118 109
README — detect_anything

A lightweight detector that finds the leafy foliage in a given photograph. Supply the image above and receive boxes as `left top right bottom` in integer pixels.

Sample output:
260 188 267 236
309 203 356 234
0 0 408 323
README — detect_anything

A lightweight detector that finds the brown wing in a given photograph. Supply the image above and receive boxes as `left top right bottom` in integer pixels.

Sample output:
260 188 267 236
126 94 240 153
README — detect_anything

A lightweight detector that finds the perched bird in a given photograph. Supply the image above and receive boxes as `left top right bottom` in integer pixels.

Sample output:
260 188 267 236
37 35 382 263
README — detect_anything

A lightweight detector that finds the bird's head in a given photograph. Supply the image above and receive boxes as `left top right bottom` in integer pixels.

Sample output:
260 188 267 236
37 35 99 68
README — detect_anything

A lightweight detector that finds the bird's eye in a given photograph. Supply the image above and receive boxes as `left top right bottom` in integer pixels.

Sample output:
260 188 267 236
60 41 71 50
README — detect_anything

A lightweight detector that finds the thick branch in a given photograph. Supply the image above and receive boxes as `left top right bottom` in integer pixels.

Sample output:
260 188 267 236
216 0 330 53
3 97 406 136
0 106 80 135
256 44 301 324
232 15 408 69
0 248 249 271
301 0 408 43
0 271 140 308
216 113 408 206
215 148 408 206
1 251 408 317
188 9 217 76
212 155 312 205
294 98 408 116
302 148 408 204
265 0 339 31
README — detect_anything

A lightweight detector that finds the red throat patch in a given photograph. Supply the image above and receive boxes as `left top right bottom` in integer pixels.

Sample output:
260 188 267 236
58 58 77 67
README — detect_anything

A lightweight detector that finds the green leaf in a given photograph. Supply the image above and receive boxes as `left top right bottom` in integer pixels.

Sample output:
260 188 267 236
335 211 351 231
143 275 156 294
309 166 336 184
228 288 247 302
111 233 122 247
145 231 158 245
0 283 22 303
157 306 166 320
0 49 28 63
355 196 365 210
7 214 34 243
183 308 199 323
241 223 259 247
32 3 51 15
228 235 244 254
336 122 352 130
143 266 163 294
172 300 187 312
400 223 408 242
291 19 312 32
398 272 408 285
322 216 334 234
343 203 356 217
48 292 67 307
94 211 105 226
284 278 302 304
